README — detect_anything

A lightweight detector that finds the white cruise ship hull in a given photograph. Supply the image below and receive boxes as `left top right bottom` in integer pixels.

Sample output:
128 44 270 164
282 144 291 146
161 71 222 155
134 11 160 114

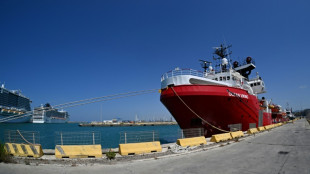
33 117 69 123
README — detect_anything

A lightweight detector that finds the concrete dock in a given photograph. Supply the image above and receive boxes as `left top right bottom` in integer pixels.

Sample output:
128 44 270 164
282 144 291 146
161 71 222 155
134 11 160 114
1 118 310 174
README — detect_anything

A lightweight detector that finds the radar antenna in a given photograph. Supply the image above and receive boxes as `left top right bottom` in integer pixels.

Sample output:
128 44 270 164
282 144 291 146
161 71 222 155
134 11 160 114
213 44 232 59
199 59 211 72
212 44 232 72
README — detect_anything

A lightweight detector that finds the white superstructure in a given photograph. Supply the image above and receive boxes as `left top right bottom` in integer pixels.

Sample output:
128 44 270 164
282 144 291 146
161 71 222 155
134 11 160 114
32 103 69 123
161 45 266 97
161 67 266 96
286 110 295 119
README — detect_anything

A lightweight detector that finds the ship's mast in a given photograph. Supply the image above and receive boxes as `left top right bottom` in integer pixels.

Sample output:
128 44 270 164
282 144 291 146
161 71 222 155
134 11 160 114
212 44 232 72
199 60 211 73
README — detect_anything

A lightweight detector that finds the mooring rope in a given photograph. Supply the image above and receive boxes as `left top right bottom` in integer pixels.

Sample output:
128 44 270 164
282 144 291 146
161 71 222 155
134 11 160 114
0 112 32 123
57 90 158 109
0 89 159 123
54 89 159 108
16 130 34 145
170 87 229 133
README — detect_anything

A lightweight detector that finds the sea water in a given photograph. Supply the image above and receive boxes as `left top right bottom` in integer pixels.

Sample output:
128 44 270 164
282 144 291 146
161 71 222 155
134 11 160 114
0 123 180 149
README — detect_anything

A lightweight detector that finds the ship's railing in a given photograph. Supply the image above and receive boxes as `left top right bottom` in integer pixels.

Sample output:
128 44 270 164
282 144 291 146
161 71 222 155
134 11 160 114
161 68 206 82
119 131 159 144
178 128 204 139
4 130 40 144
55 131 101 145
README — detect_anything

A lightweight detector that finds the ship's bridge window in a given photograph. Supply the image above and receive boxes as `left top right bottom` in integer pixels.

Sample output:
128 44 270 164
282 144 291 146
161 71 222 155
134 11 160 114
219 77 222 81
223 76 226 81
215 78 218 81
257 82 261 85
250 84 253 87
254 83 257 86
227 76 230 80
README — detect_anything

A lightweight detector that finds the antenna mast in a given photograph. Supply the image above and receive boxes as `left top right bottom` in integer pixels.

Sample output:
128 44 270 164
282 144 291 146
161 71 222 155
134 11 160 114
199 60 211 72
212 44 232 72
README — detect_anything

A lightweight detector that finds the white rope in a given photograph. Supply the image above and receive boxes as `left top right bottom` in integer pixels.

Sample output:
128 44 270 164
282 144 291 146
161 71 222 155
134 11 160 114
0 112 32 122
16 130 34 145
0 89 159 123
57 90 158 109
54 89 159 108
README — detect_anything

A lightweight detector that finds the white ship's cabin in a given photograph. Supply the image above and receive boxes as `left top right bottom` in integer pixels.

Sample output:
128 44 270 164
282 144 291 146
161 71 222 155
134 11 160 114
160 67 255 95
247 76 266 94
207 70 241 84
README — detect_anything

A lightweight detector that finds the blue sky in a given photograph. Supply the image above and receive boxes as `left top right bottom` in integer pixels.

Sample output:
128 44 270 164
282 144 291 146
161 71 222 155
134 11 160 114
1 0 309 121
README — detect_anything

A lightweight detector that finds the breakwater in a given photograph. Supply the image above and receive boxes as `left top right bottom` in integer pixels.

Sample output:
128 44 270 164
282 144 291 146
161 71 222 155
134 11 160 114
79 121 177 127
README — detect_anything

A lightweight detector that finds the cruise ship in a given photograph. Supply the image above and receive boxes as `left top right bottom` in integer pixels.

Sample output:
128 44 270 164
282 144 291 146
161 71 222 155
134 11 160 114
0 83 32 123
32 103 69 123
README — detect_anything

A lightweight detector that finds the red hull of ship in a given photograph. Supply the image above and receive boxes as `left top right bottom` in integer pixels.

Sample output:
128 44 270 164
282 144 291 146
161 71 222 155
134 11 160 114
262 112 272 126
160 85 262 137
274 113 288 123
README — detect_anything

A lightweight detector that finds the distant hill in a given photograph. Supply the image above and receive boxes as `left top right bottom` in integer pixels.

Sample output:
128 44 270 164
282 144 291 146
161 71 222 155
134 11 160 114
294 109 310 118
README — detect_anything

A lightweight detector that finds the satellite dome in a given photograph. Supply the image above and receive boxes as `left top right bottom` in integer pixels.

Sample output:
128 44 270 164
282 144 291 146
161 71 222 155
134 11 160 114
222 58 228 65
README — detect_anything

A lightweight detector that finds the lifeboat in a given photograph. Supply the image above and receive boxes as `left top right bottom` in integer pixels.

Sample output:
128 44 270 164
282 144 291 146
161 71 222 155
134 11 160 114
268 104 275 109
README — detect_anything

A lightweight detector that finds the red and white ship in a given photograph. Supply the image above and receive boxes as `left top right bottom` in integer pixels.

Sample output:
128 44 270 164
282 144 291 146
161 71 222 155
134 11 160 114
269 104 290 123
160 44 274 137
